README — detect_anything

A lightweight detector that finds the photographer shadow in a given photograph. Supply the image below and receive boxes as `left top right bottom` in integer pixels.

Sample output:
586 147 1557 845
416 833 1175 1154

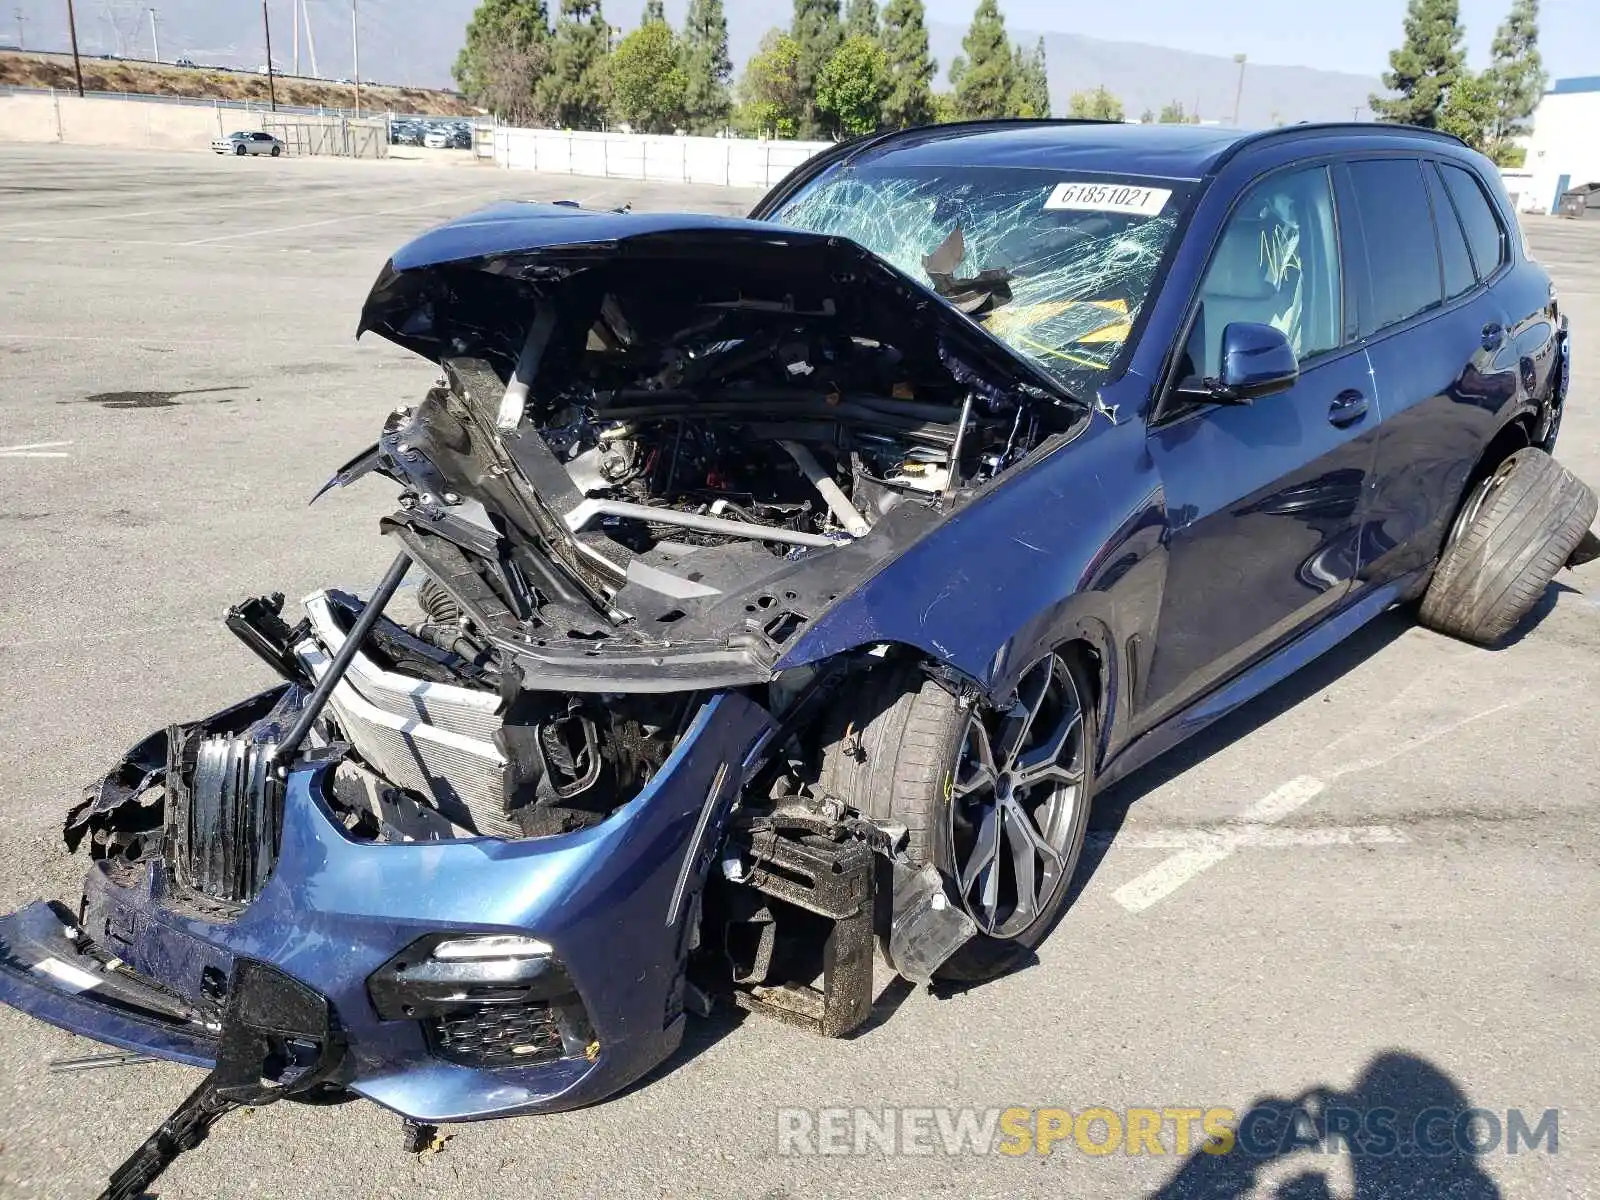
1149 1051 1502 1200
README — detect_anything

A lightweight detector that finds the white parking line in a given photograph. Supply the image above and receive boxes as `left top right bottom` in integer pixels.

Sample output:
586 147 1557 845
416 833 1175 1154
180 194 468 246
1094 823 1408 851
1112 775 1327 912
0 440 71 458
0 188 406 233
1112 695 1538 913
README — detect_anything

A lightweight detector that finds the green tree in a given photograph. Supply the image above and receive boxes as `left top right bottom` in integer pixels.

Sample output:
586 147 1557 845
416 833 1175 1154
1068 84 1122 121
844 0 879 39
1484 0 1545 163
682 0 733 132
642 0 665 22
1157 99 1186 123
930 90 959 123
537 0 610 128
792 0 843 136
453 0 551 119
881 0 936 127
1370 0 1467 128
1438 68 1497 149
1139 107 1155 123
609 18 686 131
740 29 805 138
950 0 1013 119
817 33 890 134
1009 36 1050 117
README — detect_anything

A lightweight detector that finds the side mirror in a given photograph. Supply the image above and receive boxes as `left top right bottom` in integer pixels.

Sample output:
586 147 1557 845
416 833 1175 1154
1177 321 1300 405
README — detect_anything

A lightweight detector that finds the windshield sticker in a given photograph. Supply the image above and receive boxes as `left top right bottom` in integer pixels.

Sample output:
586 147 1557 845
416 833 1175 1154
1044 182 1172 217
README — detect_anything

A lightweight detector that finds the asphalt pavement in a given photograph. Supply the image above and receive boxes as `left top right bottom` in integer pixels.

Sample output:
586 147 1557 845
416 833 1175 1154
0 144 1596 1200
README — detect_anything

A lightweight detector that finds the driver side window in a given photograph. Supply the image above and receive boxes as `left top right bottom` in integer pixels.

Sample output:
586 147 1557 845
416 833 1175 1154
1179 166 1342 387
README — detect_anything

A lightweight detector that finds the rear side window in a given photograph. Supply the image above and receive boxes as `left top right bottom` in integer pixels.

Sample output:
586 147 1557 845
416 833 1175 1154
1440 163 1509 278
1424 164 1476 299
1347 159 1443 333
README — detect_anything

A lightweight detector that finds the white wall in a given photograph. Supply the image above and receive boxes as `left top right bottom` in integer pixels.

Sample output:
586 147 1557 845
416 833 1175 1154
494 127 832 190
1522 87 1600 214
0 91 263 149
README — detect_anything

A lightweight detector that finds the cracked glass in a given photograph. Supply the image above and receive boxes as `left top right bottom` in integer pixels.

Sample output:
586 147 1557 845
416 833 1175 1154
771 166 1195 396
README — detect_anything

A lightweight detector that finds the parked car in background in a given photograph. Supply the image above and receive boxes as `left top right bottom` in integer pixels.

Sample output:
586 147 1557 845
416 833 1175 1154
423 126 453 149
211 130 284 157
4 120 1592 1195
175 56 197 68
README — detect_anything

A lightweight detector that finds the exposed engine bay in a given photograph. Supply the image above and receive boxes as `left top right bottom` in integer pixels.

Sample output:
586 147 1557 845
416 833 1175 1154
340 222 1081 694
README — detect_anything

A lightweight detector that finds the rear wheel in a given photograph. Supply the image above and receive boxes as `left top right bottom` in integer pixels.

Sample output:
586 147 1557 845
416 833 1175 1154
818 650 1095 982
1419 447 1597 645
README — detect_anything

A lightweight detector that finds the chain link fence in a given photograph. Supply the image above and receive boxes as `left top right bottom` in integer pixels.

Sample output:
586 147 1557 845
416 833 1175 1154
263 114 388 159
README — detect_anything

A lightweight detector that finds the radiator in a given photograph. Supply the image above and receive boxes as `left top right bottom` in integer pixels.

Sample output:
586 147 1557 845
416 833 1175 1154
297 591 516 837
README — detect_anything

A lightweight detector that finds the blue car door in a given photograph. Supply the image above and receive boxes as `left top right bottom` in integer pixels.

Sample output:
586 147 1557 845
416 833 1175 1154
1342 157 1522 587
1140 162 1382 727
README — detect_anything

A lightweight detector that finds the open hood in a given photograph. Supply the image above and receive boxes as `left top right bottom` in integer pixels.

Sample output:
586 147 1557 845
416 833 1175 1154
333 201 1088 695
356 202 1077 407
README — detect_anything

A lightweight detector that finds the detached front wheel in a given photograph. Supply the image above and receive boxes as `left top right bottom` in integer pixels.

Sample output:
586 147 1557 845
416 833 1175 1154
818 650 1096 982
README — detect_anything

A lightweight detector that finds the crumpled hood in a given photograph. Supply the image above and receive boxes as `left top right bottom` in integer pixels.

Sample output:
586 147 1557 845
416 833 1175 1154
356 202 1074 403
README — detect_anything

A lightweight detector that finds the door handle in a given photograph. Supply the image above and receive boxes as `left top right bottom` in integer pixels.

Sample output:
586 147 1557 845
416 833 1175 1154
1482 322 1507 351
1328 389 1369 427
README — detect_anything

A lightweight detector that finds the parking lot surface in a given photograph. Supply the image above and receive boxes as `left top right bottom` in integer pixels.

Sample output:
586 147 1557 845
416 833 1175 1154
0 145 1597 1199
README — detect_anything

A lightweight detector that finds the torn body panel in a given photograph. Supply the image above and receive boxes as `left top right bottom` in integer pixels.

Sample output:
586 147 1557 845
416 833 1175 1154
343 209 1090 691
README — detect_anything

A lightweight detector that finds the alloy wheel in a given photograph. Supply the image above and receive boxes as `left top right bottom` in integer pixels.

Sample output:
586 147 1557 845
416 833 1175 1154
947 652 1086 939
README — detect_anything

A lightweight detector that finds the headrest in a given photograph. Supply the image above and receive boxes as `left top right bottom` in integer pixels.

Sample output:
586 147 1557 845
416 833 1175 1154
1206 218 1278 301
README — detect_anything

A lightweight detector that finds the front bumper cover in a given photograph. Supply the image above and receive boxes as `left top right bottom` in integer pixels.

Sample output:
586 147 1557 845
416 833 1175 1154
0 691 773 1122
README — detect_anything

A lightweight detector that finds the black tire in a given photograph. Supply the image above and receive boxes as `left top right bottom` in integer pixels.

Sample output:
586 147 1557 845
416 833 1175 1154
817 650 1096 983
270 144 282 157
235 143 247 156
1419 447 1598 646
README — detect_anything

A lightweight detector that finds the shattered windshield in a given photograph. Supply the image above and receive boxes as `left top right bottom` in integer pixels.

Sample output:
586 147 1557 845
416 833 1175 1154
770 166 1195 395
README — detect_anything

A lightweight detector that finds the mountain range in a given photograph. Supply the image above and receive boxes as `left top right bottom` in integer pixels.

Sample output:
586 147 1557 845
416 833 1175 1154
9 0 1382 125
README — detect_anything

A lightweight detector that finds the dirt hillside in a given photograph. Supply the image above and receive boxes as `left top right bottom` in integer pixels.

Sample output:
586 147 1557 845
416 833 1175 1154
0 50 475 115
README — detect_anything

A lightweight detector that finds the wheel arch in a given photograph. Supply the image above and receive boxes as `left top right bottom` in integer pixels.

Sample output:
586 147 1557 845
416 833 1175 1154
1452 411 1540 530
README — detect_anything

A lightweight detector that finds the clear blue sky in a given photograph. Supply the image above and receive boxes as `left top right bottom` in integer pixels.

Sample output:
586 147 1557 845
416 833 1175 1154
933 0 1596 81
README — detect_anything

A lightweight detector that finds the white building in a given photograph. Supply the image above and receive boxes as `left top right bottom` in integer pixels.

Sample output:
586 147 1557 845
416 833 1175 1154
1520 75 1600 214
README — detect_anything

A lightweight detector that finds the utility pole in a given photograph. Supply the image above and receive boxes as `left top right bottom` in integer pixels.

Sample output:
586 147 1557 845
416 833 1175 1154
13 8 23 50
262 0 276 111
303 0 319 78
1231 53 1247 126
147 7 159 62
351 0 360 116
65 0 85 95
292 0 299 75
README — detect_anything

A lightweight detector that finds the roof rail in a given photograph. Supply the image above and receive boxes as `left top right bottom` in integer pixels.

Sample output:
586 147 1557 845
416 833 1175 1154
1211 120 1469 174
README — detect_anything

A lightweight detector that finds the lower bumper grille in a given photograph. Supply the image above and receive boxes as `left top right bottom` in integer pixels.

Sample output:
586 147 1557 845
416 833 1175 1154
430 1003 566 1068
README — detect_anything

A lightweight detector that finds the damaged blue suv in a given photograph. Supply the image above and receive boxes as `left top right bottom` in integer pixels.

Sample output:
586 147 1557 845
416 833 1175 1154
2 120 1593 1195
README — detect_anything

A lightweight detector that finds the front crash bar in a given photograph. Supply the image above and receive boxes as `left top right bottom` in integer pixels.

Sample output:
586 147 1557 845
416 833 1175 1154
99 958 346 1200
